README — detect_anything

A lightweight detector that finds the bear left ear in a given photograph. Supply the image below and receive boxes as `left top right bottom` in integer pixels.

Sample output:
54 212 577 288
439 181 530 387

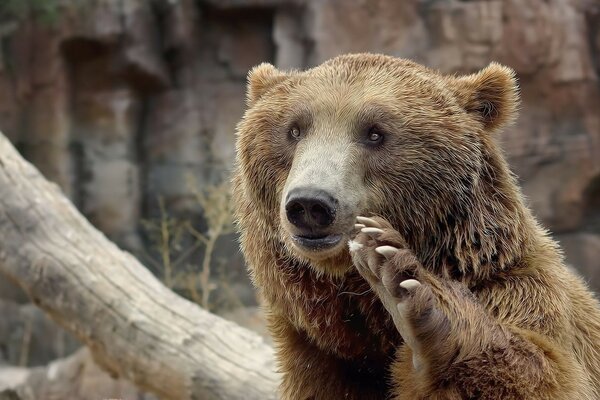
452 62 520 133
246 63 289 107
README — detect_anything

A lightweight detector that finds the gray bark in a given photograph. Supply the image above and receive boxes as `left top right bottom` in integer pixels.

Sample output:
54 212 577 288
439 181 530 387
0 132 279 400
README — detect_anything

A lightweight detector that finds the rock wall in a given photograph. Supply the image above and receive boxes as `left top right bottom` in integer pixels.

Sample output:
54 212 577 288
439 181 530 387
0 0 598 293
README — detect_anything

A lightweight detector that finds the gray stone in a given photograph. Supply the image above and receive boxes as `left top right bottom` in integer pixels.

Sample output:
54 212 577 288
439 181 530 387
0 300 80 367
557 233 600 293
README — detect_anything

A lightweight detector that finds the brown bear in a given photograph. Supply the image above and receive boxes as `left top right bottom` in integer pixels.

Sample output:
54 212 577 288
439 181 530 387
232 53 600 399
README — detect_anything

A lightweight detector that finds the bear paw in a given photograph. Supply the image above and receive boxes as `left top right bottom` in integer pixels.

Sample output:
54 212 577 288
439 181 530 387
349 216 422 300
349 216 448 369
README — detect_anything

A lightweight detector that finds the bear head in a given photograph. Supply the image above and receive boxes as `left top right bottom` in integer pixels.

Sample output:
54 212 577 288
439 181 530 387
234 54 520 278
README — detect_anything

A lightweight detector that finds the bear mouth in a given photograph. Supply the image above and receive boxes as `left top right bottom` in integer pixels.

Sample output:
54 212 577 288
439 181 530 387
291 233 343 251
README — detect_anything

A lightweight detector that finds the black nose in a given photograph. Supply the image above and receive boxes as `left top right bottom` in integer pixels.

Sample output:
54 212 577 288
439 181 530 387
285 188 337 232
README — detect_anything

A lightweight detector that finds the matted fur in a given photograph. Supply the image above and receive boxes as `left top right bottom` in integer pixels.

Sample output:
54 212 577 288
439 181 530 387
232 53 600 399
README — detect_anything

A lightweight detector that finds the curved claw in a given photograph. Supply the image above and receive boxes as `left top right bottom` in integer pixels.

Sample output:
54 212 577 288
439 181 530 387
399 279 421 291
361 227 384 237
375 245 399 259
356 216 381 228
354 223 366 230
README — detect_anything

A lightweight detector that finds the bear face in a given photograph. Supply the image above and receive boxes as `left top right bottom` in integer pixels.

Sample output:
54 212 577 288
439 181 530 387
235 54 519 278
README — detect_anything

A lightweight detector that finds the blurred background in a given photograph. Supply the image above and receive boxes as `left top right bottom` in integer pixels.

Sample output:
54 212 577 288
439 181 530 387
0 0 598 398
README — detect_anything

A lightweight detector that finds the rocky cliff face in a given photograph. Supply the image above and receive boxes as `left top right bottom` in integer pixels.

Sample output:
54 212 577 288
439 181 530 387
0 0 598 292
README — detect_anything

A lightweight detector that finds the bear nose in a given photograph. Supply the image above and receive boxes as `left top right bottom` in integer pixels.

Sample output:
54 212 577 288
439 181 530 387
285 188 337 233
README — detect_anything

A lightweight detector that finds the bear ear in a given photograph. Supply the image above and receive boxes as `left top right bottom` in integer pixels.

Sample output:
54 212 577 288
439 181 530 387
452 62 520 133
246 63 289 107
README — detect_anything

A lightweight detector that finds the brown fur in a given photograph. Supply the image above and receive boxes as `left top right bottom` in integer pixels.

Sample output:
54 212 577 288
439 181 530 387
232 54 600 399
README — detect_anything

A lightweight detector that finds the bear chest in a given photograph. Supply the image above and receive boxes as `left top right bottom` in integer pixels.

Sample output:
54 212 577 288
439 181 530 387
282 268 401 361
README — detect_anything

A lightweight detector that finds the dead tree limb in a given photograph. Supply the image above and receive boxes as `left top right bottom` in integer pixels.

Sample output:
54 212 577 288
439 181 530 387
0 132 280 400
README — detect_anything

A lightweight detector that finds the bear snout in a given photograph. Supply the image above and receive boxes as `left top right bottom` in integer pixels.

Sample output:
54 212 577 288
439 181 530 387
285 187 338 234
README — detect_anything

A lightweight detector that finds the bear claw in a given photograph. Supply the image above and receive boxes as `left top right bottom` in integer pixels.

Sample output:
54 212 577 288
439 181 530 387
399 279 421 291
356 216 381 228
375 245 398 259
361 227 384 236
354 223 366 230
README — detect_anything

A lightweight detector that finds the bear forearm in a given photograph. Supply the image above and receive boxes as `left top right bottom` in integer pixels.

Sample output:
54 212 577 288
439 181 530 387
444 330 580 400
390 322 585 399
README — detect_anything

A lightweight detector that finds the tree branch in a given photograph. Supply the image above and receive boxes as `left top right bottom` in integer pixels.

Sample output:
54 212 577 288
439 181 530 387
0 132 279 400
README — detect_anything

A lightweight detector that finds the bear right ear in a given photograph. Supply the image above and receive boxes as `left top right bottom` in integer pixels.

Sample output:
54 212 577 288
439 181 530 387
246 63 289 107
452 63 520 134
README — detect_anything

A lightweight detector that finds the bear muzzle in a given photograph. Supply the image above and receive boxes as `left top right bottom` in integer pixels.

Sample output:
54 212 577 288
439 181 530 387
284 187 345 251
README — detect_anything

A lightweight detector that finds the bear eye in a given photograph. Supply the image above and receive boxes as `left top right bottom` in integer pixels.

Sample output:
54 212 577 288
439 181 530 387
289 125 302 141
366 126 384 146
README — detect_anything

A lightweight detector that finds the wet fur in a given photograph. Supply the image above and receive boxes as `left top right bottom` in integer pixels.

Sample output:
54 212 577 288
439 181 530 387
232 54 600 399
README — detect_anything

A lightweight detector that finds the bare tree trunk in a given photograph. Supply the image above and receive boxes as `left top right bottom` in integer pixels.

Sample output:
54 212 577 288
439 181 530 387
0 132 280 400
